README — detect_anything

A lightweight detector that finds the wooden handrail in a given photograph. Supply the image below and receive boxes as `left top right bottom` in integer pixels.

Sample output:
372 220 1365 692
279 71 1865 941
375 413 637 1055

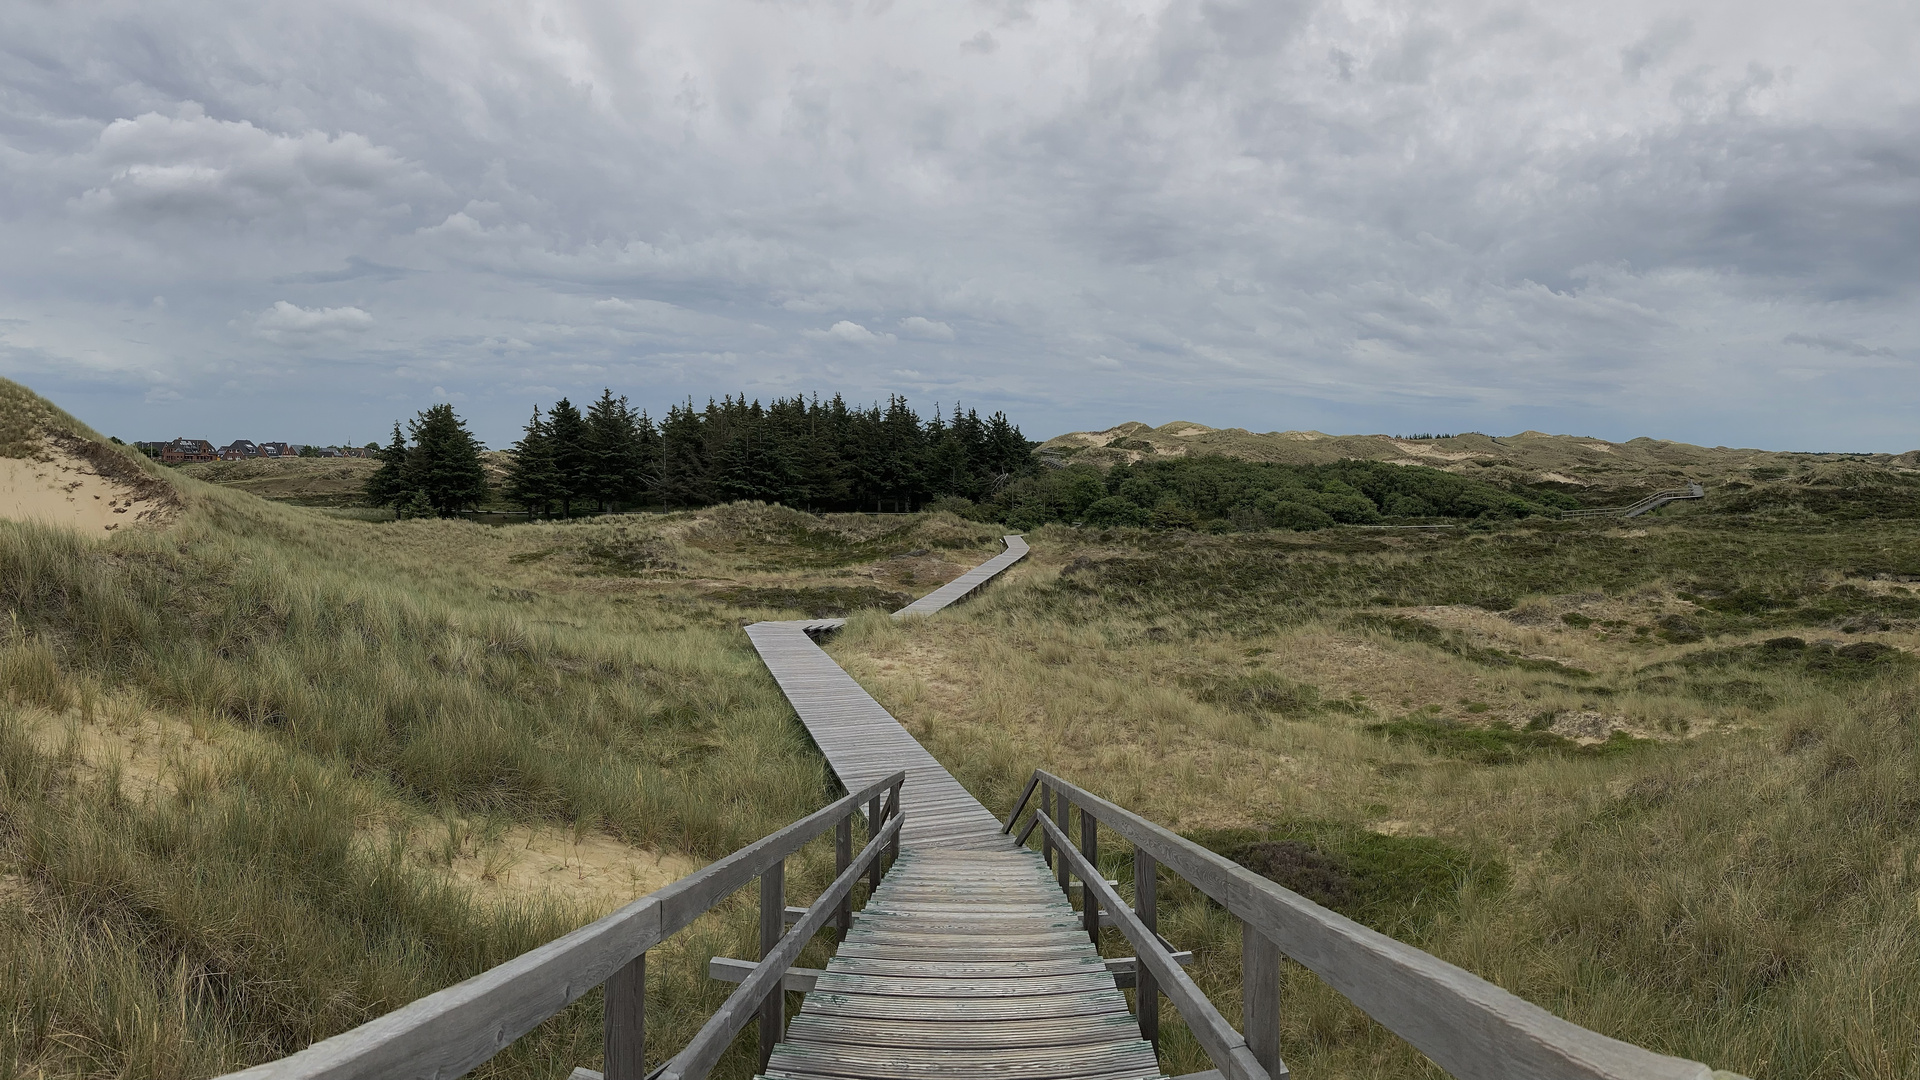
1033 809 1275 1080
218 771 907 1080
1017 770 1742 1080
660 811 904 1080
1562 483 1705 519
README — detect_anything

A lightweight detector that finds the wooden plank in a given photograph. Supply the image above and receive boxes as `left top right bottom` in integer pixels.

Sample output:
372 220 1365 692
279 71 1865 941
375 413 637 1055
781 1012 1145 1049
768 847 1160 1080
762 1041 1155 1080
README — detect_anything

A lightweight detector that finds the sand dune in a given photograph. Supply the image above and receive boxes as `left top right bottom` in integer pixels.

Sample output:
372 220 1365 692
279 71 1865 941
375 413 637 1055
0 435 176 534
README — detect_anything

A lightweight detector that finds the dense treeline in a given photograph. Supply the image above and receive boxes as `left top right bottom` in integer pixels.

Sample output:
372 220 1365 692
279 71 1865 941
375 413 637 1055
500 391 1038 515
955 456 1571 531
361 395 1563 530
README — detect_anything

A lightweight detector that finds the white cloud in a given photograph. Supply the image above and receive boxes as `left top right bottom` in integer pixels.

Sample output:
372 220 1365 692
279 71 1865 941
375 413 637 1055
806 320 896 346
74 104 430 222
899 316 957 341
253 301 374 341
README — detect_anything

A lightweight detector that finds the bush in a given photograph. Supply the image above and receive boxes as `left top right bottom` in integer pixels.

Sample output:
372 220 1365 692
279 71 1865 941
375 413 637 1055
1084 496 1150 527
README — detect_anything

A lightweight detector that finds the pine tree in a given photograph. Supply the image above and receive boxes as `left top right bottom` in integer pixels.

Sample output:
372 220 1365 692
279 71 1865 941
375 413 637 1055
502 406 557 516
362 421 413 515
545 398 590 517
585 389 644 511
404 404 490 516
657 400 711 508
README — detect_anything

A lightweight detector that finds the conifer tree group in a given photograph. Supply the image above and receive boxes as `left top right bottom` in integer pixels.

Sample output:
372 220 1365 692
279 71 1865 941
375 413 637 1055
363 404 491 517
502 391 1036 516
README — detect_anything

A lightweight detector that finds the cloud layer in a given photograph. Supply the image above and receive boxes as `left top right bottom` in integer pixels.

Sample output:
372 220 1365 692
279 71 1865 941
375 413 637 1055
2 0 1917 449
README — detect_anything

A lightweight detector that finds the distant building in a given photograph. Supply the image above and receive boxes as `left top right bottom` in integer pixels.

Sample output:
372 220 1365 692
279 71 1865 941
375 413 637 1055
133 441 166 458
160 438 216 464
219 440 259 460
339 446 374 459
257 442 292 458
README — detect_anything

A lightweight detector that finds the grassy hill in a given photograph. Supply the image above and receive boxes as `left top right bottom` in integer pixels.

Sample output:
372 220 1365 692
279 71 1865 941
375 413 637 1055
4 379 1918 1079
1043 421 1920 499
0 379 1008 1078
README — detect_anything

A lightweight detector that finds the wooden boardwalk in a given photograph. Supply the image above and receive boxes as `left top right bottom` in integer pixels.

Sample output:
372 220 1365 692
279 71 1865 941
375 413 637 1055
893 535 1030 617
763 847 1160 1080
743 535 1028 851
744 535 1168 1080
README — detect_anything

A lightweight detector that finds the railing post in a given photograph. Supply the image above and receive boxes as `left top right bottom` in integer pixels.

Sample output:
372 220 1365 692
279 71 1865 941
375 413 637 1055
1242 919 1282 1078
759 860 785 1069
886 780 903 867
835 813 852 940
867 792 883 898
1080 807 1099 941
1039 783 1053 865
1135 852 1158 1050
1056 796 1071 894
603 951 645 1080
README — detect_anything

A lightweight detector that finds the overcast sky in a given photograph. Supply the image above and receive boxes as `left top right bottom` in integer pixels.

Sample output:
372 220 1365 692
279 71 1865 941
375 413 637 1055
3 0 1917 451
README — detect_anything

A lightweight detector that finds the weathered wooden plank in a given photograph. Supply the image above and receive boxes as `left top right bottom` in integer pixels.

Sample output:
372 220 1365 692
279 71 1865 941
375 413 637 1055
781 1013 1145 1048
796 992 1124 1023
769 847 1159 1080
762 1041 1156 1080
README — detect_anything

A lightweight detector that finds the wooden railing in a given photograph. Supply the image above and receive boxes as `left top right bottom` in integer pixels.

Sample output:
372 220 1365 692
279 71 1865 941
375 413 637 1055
1562 483 1706 519
219 771 906 1080
1005 770 1744 1080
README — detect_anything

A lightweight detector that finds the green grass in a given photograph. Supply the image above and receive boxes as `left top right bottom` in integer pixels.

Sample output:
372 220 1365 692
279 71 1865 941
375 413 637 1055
0 377 104 456
1366 716 1650 764
0 420 992 1079
8 371 1920 1080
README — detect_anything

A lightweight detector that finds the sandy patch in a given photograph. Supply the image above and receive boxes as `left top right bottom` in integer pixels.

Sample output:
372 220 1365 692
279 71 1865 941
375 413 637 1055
25 699 696 917
1581 442 1616 453
1539 472 1587 485
0 435 176 535
1387 441 1489 463
866 551 968 590
440 825 697 917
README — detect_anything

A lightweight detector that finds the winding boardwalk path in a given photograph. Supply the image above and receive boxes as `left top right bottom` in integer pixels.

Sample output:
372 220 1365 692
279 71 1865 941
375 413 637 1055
743 535 1028 851
744 535 1161 1080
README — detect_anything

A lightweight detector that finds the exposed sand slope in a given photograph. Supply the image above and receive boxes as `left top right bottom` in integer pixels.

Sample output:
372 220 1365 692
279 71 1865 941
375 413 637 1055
26 698 695 917
0 432 177 534
1042 421 1920 493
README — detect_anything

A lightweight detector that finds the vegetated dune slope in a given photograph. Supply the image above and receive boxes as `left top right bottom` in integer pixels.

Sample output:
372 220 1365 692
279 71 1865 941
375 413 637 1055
0 376 1019 1079
1044 421 1920 494
177 451 514 507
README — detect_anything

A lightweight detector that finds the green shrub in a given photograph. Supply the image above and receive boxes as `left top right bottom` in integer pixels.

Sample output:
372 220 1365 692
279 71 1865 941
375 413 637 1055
1366 717 1648 764
1180 822 1504 939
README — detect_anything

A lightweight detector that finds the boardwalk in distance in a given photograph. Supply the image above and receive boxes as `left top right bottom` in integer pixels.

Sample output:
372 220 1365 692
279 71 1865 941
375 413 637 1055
743 535 1029 851
744 535 1163 1080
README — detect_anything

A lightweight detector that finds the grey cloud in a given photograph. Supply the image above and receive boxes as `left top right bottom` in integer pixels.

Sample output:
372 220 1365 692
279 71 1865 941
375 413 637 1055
1622 18 1693 79
1784 332 1896 358
0 0 1916 451
274 256 414 284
